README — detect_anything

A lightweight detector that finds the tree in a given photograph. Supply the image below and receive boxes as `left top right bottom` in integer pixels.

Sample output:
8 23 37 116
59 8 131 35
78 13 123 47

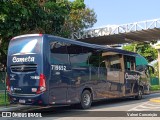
123 43 157 62
0 0 97 67
0 0 47 66
59 0 97 37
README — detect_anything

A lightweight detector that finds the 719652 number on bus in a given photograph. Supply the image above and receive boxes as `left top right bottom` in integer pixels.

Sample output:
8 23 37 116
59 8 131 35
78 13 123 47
51 65 66 71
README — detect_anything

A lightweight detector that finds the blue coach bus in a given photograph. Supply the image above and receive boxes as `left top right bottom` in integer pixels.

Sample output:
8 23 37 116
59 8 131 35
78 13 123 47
6 34 154 109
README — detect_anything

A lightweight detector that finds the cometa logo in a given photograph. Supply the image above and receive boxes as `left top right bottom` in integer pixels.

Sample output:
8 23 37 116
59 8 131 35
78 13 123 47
125 73 140 80
12 56 35 63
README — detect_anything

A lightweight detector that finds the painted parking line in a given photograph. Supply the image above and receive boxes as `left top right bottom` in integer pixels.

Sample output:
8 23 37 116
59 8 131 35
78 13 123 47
128 100 160 111
146 103 160 106
128 101 150 111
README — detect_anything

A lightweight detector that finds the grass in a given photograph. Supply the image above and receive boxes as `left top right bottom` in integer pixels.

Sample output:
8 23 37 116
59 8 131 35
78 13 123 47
0 82 5 91
0 93 9 106
150 85 160 91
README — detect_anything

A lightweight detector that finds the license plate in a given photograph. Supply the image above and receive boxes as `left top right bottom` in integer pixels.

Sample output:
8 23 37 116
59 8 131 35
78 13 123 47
19 99 25 104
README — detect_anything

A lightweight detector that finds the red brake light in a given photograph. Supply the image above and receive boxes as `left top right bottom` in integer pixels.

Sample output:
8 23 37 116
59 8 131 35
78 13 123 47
6 75 11 93
36 74 46 94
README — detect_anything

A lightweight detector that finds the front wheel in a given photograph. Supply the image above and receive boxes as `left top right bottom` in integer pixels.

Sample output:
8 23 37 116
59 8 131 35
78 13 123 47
80 90 92 109
135 89 143 100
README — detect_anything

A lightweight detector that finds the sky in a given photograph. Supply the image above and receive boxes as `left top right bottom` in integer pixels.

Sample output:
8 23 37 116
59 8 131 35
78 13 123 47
84 0 160 28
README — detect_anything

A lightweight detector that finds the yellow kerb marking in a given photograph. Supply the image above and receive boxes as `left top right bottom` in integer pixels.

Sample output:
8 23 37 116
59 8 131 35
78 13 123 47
150 99 160 103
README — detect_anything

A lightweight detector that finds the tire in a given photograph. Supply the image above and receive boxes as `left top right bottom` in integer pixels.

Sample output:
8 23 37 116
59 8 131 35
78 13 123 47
80 90 92 109
135 89 143 100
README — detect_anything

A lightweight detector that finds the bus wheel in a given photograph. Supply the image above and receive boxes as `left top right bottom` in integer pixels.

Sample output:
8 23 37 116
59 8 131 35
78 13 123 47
80 90 92 109
135 89 143 100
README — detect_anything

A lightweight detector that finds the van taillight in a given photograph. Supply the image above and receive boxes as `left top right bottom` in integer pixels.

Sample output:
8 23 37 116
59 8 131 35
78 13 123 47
6 75 11 93
36 74 46 94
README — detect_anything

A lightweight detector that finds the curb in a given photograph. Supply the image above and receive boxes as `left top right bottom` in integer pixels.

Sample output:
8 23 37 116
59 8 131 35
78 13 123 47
148 91 160 103
150 99 160 103
150 91 160 94
0 105 32 112
0 105 46 112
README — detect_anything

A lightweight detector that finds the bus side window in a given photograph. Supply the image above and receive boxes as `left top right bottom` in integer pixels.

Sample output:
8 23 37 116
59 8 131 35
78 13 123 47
131 61 135 70
50 42 69 65
67 45 92 82
67 45 91 67
126 62 130 70
105 55 121 71
124 56 135 71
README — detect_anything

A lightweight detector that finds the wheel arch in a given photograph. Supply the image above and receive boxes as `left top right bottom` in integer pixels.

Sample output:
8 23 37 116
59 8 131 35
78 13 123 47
81 87 94 100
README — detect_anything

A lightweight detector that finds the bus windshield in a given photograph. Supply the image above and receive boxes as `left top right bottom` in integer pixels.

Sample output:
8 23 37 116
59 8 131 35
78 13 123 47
8 36 42 56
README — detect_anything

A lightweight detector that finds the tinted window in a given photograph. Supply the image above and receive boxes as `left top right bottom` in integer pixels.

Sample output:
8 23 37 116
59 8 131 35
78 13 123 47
105 55 121 70
124 56 135 71
8 36 42 55
50 42 69 64
67 45 91 67
89 51 106 67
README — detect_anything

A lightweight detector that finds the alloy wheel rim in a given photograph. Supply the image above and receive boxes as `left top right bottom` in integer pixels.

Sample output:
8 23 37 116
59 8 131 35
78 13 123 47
83 94 90 106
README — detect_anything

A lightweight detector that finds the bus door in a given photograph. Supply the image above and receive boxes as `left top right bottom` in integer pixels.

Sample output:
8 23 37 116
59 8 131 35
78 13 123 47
49 42 71 104
124 56 139 96
136 65 154 94
103 53 124 98
88 51 107 99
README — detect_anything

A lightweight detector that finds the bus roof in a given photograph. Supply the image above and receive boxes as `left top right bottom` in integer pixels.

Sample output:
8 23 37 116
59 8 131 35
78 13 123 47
47 34 139 57
11 34 140 57
47 34 110 50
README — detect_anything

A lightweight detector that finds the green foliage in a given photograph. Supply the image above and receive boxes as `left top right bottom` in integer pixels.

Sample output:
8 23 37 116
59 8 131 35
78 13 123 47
59 0 97 37
0 0 97 66
123 43 157 62
89 52 105 67
0 93 9 106
71 0 85 9
122 44 135 51
150 85 160 91
152 62 159 78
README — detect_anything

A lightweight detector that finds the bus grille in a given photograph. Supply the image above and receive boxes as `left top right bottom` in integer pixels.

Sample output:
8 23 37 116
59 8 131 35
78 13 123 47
10 64 37 72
